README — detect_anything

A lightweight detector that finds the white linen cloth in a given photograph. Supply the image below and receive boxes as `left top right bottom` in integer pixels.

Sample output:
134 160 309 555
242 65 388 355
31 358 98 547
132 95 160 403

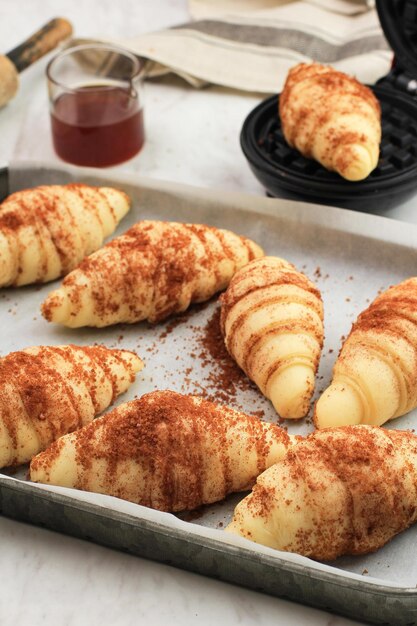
89 0 392 93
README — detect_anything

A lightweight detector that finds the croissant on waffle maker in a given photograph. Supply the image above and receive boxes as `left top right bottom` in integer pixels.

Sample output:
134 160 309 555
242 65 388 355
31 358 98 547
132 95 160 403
315 277 417 429
226 425 417 560
220 256 324 418
279 62 381 181
0 344 142 468
29 390 295 512
0 183 130 286
41 220 263 327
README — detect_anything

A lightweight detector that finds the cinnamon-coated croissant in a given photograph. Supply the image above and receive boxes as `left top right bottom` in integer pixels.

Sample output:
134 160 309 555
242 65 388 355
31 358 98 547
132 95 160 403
0 183 130 286
220 256 324 418
0 344 143 468
279 62 381 181
315 278 417 429
29 390 295 512
41 220 264 327
226 425 417 561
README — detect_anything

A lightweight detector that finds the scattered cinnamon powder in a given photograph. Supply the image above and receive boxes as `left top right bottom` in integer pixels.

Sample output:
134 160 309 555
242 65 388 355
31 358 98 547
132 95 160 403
196 307 257 406
158 302 210 340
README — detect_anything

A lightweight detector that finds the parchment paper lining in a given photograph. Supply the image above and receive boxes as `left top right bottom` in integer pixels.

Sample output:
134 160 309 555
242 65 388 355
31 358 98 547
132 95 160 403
2 160 417 589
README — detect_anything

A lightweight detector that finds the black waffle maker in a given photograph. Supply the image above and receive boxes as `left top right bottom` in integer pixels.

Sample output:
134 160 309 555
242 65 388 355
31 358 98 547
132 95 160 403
240 0 417 211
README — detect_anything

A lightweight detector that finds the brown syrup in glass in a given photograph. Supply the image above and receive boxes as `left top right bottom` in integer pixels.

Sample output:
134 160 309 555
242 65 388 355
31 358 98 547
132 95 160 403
51 85 144 167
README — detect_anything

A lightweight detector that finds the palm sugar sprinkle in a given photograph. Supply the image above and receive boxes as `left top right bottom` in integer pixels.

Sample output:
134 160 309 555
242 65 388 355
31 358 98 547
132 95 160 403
196 306 259 404
158 302 210 341
312 267 329 282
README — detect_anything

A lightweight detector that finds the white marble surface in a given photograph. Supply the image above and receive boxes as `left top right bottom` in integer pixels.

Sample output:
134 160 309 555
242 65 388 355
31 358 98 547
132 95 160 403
0 2 413 625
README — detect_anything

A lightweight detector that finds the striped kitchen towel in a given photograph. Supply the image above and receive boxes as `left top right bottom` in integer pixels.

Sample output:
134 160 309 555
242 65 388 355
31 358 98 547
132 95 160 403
106 0 392 93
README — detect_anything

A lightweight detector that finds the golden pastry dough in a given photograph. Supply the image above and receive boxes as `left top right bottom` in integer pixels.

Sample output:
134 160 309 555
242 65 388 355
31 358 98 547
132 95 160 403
30 390 295 512
41 220 264 328
279 62 381 181
315 278 417 429
0 344 143 468
0 183 130 286
220 256 324 418
226 425 417 560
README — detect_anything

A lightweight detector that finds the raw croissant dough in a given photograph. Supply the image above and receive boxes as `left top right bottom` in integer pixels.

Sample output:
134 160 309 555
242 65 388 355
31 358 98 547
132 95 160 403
41 220 264 327
226 425 417 560
0 183 130 286
279 62 381 181
220 256 324 418
315 278 417 429
30 390 295 511
0 344 143 468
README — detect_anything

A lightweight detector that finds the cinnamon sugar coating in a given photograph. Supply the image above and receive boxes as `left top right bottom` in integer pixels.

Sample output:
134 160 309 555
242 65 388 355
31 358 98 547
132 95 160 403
0 344 143 468
29 390 294 512
227 425 417 561
0 183 130 287
315 277 417 429
279 62 381 181
41 220 263 328
220 256 324 418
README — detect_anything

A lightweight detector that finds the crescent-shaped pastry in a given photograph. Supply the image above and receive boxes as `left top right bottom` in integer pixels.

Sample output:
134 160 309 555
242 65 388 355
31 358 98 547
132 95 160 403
30 390 295 511
41 220 264 327
315 278 417 429
0 344 143 467
279 62 381 181
0 183 130 286
220 256 324 418
226 425 417 560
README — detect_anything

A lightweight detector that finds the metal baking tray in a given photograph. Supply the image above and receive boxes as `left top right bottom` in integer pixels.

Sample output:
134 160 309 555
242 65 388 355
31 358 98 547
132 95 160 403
1 161 417 625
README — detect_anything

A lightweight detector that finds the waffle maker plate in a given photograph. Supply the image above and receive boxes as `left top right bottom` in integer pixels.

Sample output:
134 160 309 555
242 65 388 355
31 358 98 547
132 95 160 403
240 0 417 211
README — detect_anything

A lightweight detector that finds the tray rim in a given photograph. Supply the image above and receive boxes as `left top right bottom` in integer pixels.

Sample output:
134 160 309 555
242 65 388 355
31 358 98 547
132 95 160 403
6 159 417 244
2 472 417 598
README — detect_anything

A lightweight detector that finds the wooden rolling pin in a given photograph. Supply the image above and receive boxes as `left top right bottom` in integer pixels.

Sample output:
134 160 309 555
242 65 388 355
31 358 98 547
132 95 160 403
0 18 73 108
